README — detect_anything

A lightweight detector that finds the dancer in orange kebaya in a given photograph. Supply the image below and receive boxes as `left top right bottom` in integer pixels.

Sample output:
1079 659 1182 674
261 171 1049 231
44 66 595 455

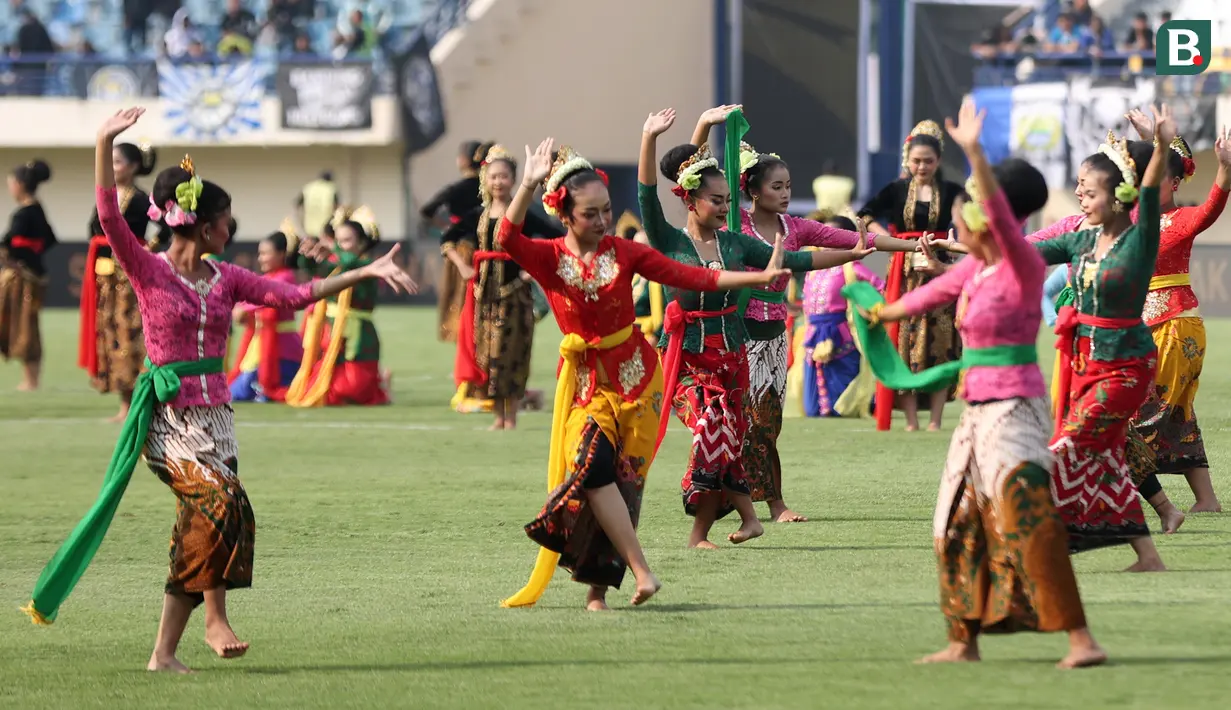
498 138 790 611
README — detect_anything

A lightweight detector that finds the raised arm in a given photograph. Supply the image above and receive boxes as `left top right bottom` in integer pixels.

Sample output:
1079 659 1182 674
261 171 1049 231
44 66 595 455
94 108 160 281
690 105 742 149
1135 105 1176 257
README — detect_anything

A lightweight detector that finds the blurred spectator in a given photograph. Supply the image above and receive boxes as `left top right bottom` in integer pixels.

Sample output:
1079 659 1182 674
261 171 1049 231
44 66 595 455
186 38 209 61
1044 13 1081 53
218 0 259 57
1122 12 1154 52
164 8 201 58
812 161 855 218
292 33 314 56
1068 0 1093 28
1079 14 1115 56
1160 11 1173 27
124 0 154 56
14 9 55 95
266 0 302 55
972 24 1019 58
333 9 375 59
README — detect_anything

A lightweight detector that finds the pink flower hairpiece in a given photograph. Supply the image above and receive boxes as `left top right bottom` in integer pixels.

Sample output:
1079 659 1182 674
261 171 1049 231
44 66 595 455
147 195 197 227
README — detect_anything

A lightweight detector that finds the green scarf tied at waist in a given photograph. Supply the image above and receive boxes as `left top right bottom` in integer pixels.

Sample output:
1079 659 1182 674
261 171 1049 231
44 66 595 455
841 281 1037 393
21 356 224 625
1055 281 1074 309
736 287 787 318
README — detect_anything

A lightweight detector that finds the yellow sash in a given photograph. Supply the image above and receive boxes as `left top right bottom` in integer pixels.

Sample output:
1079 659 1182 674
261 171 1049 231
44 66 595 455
1149 273 1191 291
501 325 635 608
238 320 300 372
286 269 346 408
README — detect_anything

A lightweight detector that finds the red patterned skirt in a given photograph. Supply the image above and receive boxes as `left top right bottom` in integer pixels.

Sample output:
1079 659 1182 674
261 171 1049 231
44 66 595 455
1050 336 1154 553
665 336 750 519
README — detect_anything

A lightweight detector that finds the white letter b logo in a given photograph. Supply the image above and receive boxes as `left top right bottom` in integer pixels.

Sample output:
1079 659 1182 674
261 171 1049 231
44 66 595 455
1169 29 1200 66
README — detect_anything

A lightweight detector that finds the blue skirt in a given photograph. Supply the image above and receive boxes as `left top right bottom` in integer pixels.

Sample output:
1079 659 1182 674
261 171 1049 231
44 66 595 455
803 313 860 417
230 359 300 402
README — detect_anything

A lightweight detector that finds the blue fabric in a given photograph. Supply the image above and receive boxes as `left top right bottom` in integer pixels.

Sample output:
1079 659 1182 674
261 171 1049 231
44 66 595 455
1041 265 1069 327
802 313 858 417
972 85 1013 166
230 360 300 402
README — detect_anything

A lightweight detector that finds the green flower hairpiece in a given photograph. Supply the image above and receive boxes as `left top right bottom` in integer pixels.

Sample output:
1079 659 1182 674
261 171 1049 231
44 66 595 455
175 176 203 213
679 173 702 191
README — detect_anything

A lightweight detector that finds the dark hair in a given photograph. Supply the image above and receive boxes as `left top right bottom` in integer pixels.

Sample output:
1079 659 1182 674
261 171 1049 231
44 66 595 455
461 140 483 168
1159 137 1190 181
660 143 724 195
559 169 607 218
1134 11 1148 21
905 134 942 160
992 158 1049 220
263 231 293 268
340 219 376 254
742 154 789 199
320 170 334 182
466 141 496 170
12 159 51 194
827 215 858 232
1126 140 1153 184
116 143 156 177
152 165 232 236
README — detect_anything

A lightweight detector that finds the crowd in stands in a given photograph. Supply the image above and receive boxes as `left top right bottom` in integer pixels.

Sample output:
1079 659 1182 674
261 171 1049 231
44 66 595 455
973 0 1172 60
2 0 437 61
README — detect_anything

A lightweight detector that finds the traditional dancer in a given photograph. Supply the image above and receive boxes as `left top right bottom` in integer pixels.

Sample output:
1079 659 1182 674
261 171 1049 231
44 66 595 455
81 143 156 420
0 158 55 391
641 109 874 547
687 108 918 521
288 207 393 407
845 98 1105 669
859 122 966 431
229 232 304 403
801 216 886 417
451 145 562 429
1033 106 1179 570
1124 109 1229 513
428 140 487 342
22 107 415 674
499 138 790 610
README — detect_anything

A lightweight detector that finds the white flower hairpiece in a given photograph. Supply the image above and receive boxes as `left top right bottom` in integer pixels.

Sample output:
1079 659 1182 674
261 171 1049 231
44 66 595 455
1097 139 1140 204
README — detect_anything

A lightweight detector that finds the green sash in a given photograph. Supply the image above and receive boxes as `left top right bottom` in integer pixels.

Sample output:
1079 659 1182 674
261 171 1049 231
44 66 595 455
723 110 756 317
841 281 1037 393
22 357 224 625
1055 281 1074 309
736 287 787 317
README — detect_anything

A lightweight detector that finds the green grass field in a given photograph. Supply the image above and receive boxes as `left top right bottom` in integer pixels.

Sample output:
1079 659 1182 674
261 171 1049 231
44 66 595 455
2 308 1230 709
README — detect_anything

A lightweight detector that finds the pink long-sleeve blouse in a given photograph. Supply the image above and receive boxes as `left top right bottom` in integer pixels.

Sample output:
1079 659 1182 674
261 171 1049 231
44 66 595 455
802 262 885 316
97 186 316 408
1026 213 1085 244
898 189 1047 403
739 209 877 322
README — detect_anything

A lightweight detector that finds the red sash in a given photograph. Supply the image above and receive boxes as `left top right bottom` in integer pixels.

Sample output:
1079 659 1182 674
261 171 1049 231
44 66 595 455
453 250 514 388
656 300 738 448
1052 305 1142 430
8 236 44 253
874 229 934 431
228 308 287 401
77 236 110 376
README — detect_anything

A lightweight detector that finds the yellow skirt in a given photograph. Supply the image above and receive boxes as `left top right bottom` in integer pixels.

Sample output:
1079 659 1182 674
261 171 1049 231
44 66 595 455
1132 316 1208 473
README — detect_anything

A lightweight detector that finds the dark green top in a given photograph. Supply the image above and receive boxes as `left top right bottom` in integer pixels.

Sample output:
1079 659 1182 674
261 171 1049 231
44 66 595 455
1034 185 1160 361
302 248 380 362
637 182 813 353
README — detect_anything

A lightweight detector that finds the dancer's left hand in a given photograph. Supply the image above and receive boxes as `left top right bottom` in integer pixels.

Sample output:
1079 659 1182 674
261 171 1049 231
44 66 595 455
1153 103 1177 145
365 244 419 294
945 97 985 152
1215 126 1231 167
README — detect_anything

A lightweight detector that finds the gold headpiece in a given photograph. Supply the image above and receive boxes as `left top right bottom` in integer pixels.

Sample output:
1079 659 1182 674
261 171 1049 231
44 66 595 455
542 146 596 217
676 143 720 192
349 205 380 242
902 120 944 169
615 210 644 238
479 144 515 206
1096 137 1139 206
180 154 195 177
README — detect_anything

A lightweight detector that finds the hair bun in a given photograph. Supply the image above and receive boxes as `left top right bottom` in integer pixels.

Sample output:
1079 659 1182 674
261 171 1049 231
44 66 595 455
138 144 158 176
28 159 51 185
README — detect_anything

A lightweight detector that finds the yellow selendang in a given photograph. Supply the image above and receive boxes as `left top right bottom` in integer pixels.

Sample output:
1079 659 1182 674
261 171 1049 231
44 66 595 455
287 286 352 408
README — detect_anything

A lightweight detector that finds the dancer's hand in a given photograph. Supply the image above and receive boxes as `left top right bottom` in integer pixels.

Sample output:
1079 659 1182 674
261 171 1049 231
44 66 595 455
1215 125 1231 168
98 107 145 141
457 263 476 281
945 97 985 153
698 104 742 126
522 138 554 188
363 244 419 294
849 226 875 261
1153 103 1177 146
643 109 677 137
758 233 791 284
1125 108 1154 139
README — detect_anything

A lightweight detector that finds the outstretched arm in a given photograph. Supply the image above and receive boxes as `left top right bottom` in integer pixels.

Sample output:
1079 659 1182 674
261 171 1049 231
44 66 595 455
628 236 790 292
230 245 418 311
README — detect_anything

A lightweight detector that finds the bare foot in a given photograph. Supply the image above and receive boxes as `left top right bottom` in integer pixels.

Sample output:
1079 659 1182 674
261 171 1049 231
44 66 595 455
1189 501 1223 514
927 423 942 432
631 573 661 606
147 653 193 673
1124 557 1167 573
769 503 808 523
204 623 249 659
689 540 720 550
503 420 518 431
16 382 36 392
916 642 980 664
106 409 129 423
488 420 506 431
1057 644 1108 669
585 586 610 612
728 520 764 545
905 425 919 433
1158 504 1185 534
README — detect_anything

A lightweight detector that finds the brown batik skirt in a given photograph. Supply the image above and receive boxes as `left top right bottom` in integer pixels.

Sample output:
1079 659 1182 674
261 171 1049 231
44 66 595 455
897 270 961 405
474 282 535 401
437 242 474 343
143 404 254 604
935 398 1086 643
92 268 145 394
0 264 46 364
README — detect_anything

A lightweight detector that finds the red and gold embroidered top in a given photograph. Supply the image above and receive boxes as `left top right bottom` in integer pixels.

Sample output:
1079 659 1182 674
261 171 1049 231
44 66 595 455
497 217 719 404
1137 183 1228 326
